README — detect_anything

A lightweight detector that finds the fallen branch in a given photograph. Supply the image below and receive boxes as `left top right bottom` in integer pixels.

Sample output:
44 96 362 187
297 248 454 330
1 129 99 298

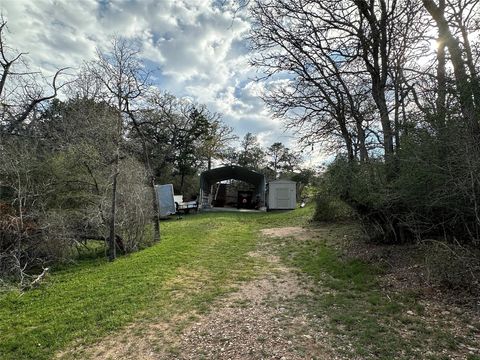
30 267 49 288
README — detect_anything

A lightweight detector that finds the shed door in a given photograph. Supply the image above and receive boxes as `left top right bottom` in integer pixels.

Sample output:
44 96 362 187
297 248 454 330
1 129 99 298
275 187 290 208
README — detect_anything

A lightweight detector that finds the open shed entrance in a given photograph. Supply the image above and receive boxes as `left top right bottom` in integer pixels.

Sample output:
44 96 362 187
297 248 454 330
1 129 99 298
200 165 266 210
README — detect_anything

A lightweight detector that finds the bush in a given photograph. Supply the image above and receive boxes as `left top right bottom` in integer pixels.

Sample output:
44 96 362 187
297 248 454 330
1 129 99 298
314 195 355 222
115 157 154 252
422 240 480 293
37 211 76 263
319 158 402 242
322 128 480 245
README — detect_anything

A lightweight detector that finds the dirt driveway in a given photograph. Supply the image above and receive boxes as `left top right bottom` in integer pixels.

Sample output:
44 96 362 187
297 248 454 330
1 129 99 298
58 225 480 359
59 227 336 360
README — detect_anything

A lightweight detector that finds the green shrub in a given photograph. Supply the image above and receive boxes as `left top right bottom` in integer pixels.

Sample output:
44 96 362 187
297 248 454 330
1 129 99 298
314 195 355 222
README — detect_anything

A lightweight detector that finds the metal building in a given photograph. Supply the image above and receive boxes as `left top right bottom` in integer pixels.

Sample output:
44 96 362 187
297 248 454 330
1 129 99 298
199 165 266 210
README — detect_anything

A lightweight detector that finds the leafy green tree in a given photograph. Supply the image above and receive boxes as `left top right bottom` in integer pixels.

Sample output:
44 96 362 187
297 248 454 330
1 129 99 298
174 107 211 193
267 142 301 177
238 133 265 171
201 118 237 170
133 92 233 195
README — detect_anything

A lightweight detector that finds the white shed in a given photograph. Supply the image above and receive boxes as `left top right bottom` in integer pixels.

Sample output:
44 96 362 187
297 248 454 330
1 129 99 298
267 179 297 210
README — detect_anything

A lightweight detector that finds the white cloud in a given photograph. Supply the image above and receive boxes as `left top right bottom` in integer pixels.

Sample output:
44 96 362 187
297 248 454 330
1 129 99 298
0 0 311 162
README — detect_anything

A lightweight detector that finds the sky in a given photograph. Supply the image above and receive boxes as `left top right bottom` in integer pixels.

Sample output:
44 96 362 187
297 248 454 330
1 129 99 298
0 0 324 165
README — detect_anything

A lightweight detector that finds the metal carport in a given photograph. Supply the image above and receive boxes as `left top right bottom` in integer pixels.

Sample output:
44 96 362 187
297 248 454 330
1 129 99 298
199 165 266 209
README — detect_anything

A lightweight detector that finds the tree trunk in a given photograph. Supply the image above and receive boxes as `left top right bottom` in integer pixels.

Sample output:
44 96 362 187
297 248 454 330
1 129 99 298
337 109 354 162
375 85 396 170
126 111 161 243
393 62 405 153
180 173 185 194
356 121 368 162
108 151 118 262
355 0 395 175
436 40 447 130
456 8 480 112
150 175 160 242
423 0 480 135
341 125 354 163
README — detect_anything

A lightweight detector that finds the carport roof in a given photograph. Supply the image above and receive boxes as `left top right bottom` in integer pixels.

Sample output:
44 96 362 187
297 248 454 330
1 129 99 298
200 165 266 190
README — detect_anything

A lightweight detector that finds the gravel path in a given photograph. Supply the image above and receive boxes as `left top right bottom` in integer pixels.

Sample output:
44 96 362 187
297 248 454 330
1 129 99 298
176 254 327 359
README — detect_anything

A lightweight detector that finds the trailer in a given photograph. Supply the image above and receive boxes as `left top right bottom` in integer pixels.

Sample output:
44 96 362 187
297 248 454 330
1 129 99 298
155 184 176 217
174 195 198 214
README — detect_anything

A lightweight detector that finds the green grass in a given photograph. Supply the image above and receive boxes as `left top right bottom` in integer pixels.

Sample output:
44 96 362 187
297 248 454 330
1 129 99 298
1 204 475 359
276 225 472 359
0 206 312 360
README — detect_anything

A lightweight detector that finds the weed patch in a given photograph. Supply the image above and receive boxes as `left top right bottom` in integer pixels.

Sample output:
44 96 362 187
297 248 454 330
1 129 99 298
275 226 478 359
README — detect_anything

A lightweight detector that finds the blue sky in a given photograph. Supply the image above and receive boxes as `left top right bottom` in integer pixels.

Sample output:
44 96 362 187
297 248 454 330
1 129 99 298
1 0 307 152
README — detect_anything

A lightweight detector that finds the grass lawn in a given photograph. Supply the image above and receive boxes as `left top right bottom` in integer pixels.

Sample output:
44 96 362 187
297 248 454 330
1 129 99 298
1 205 478 359
0 207 311 360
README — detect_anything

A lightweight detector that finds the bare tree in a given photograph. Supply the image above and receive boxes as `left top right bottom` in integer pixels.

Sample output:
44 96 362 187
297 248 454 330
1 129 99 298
0 17 71 282
89 37 160 260
248 1 368 163
0 18 69 135
422 0 480 133
249 0 424 171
